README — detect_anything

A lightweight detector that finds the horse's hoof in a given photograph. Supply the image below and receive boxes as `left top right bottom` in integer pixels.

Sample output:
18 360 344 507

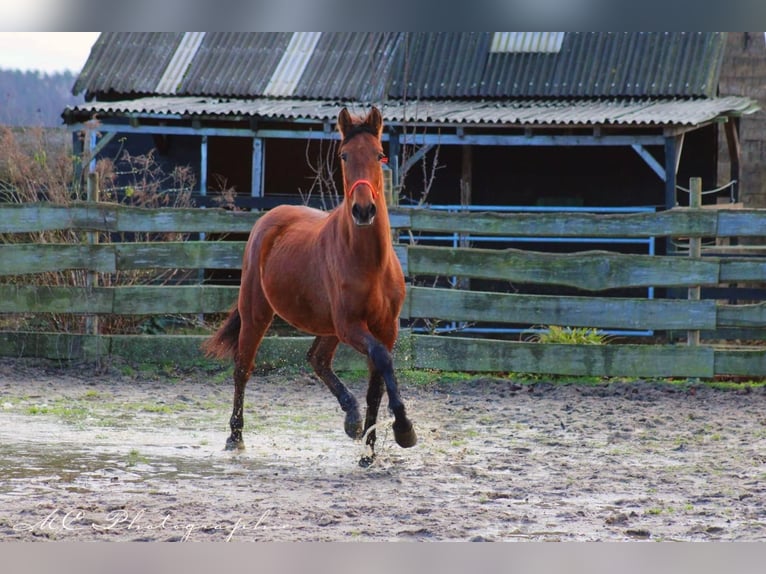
344 413 364 439
359 454 375 468
225 436 245 451
393 420 417 448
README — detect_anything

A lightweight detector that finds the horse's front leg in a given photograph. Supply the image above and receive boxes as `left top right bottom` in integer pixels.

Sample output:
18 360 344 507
307 335 363 439
359 364 385 467
366 340 416 450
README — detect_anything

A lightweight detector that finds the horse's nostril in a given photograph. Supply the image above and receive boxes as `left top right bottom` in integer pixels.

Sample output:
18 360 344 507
352 203 375 225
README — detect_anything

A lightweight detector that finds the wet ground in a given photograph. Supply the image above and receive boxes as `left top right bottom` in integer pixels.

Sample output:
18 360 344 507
1 357 766 541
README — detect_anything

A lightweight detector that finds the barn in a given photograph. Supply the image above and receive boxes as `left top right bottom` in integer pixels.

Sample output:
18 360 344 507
63 32 759 223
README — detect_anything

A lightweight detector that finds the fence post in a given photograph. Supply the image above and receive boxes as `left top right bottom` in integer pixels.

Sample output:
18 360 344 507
687 177 702 346
86 171 100 339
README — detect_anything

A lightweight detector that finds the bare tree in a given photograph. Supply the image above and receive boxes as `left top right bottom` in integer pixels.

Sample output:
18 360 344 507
300 137 341 210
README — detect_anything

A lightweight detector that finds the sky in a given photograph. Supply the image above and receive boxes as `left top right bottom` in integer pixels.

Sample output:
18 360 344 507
0 32 99 73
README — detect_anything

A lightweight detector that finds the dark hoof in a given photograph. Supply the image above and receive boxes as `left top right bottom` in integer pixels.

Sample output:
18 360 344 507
359 454 375 468
393 420 417 448
344 412 364 439
225 435 245 451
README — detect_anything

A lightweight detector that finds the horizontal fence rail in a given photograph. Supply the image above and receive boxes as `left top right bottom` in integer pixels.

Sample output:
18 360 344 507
1 201 765 377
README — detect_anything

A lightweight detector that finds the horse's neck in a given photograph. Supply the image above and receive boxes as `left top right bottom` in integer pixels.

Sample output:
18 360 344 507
333 207 393 267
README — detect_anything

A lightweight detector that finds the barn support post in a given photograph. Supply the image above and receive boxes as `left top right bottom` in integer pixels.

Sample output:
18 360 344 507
72 131 84 195
85 170 99 340
663 135 680 210
200 135 208 198
664 135 680 255
388 128 401 199
197 135 209 319
724 117 741 203
687 177 702 347
251 136 264 198
457 145 472 292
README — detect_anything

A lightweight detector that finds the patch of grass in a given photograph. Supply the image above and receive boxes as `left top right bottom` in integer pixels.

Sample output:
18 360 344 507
126 448 148 467
25 401 88 420
532 325 610 345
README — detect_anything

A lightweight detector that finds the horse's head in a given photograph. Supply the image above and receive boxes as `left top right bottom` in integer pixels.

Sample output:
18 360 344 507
337 107 386 227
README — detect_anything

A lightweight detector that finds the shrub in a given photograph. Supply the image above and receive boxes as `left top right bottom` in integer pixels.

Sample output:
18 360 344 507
0 125 197 335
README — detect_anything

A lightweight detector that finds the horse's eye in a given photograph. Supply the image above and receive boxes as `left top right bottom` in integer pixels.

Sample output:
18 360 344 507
340 152 348 161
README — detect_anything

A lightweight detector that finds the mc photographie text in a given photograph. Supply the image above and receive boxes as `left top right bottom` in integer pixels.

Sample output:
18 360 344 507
11 507 285 541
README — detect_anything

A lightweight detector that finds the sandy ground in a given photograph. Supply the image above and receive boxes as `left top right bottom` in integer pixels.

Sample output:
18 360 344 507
1 356 765 542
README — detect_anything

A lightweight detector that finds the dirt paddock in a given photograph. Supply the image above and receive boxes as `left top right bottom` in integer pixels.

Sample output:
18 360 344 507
1 357 765 542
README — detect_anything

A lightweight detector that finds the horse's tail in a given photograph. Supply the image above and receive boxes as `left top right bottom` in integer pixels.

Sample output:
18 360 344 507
201 305 241 360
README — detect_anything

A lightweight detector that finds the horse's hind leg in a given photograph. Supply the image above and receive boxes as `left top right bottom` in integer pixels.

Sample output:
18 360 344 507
307 335 363 439
227 294 273 451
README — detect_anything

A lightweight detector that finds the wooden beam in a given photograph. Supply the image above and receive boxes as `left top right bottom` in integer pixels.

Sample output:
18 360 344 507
724 118 741 203
664 136 679 209
631 144 666 181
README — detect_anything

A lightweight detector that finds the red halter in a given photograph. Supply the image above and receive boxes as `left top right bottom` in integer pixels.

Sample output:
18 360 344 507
348 179 378 199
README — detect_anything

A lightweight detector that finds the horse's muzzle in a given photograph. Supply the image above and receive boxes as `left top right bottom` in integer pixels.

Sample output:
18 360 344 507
351 203 377 226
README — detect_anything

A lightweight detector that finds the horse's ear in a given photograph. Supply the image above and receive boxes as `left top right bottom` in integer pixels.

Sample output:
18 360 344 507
367 106 383 138
337 108 353 138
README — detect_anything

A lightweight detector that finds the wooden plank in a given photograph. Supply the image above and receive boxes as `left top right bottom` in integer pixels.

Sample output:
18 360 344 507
404 286 717 330
0 244 116 275
719 258 766 282
0 332 106 360
717 302 766 328
115 241 245 270
4 203 766 238
406 246 721 290
716 212 766 237
0 331 411 369
0 203 261 234
0 203 75 233
112 285 239 314
714 348 766 376
0 285 238 315
391 207 721 237
0 285 113 313
115 206 258 234
412 335 715 377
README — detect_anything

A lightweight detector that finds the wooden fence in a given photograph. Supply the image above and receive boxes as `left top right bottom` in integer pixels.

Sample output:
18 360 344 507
1 198 765 378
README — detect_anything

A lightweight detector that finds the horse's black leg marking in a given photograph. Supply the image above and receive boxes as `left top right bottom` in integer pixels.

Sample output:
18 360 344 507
368 341 416 449
308 335 363 439
227 364 249 450
359 365 385 467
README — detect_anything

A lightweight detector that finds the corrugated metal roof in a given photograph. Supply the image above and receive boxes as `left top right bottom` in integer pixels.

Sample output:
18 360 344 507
264 32 323 97
73 32 728 101
490 32 565 53
65 95 758 128
179 33 291 97
294 33 403 101
73 33 184 97
390 32 726 99
155 32 206 94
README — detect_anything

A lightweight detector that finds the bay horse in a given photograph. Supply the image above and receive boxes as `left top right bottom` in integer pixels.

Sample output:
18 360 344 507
202 106 416 466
